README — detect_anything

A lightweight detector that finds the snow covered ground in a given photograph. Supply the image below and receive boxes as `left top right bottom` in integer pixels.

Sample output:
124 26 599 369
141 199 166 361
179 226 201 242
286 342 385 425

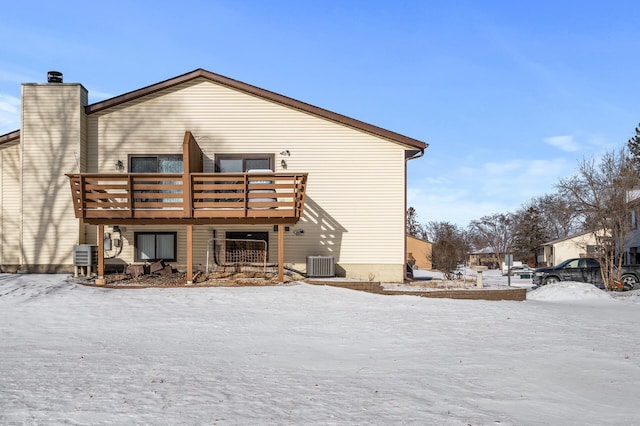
1 273 639 425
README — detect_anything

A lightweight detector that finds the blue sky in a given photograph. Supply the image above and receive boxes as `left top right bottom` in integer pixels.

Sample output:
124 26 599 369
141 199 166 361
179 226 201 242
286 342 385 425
2 0 639 227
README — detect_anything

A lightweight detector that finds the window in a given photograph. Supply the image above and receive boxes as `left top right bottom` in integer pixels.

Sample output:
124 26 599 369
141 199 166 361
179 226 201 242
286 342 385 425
129 155 183 173
129 155 183 205
566 259 580 268
215 154 274 172
584 258 600 268
134 232 177 262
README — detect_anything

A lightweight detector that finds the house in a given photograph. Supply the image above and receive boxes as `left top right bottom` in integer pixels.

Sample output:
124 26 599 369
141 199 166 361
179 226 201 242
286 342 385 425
468 247 499 269
0 69 427 282
536 230 606 267
406 235 432 270
624 190 640 264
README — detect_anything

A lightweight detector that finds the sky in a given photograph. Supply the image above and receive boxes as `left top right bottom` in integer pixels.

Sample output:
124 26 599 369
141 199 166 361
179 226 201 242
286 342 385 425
1 0 639 227
1 272 639 424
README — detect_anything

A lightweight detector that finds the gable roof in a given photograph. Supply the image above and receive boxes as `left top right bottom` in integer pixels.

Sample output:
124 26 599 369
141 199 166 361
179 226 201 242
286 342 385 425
0 129 20 146
85 68 428 151
469 247 495 255
406 234 431 244
542 230 599 246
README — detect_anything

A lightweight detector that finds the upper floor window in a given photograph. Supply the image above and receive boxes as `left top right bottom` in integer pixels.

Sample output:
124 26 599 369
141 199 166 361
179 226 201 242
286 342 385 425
129 154 183 173
215 154 274 173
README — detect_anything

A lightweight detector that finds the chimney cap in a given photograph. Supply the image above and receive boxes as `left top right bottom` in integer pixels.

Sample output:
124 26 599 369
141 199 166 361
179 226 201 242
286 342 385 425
47 71 63 83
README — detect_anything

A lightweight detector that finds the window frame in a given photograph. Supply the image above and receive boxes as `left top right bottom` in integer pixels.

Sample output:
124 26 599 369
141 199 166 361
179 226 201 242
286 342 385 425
214 154 275 173
128 154 183 173
134 231 178 262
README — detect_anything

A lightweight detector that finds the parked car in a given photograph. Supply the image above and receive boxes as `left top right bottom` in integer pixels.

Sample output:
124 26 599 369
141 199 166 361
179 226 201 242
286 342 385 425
506 264 534 277
532 257 640 290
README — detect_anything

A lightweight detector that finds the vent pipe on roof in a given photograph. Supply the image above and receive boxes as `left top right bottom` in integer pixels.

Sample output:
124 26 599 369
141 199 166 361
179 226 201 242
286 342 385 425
47 71 63 83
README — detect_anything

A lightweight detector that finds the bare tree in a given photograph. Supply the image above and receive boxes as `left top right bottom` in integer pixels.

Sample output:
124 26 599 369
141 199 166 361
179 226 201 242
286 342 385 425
557 148 639 289
511 193 583 266
424 221 469 278
468 213 516 268
529 192 583 240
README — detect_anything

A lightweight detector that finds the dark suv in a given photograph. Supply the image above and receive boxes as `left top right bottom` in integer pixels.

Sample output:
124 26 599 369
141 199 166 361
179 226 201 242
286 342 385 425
532 258 603 287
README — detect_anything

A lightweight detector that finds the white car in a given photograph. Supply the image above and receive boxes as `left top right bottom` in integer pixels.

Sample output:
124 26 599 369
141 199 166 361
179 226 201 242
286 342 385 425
506 265 533 276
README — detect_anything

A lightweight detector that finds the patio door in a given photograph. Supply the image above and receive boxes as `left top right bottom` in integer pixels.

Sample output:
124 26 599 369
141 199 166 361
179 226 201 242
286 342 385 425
129 155 183 204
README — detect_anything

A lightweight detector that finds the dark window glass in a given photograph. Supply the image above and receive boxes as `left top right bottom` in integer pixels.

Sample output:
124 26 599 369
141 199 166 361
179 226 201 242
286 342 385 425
218 159 243 173
131 157 158 173
130 155 183 173
134 232 177 262
245 158 270 171
585 258 600 268
215 154 274 172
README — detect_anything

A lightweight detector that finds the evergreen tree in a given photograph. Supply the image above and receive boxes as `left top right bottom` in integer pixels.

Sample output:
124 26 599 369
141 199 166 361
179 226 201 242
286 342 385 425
627 123 640 171
512 206 547 266
406 207 424 238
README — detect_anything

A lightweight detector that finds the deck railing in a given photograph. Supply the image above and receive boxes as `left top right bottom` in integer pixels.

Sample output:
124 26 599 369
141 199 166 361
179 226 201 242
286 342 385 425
67 172 308 222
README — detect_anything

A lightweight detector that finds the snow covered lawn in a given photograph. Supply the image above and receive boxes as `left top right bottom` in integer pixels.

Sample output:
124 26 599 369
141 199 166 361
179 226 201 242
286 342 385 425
1 274 639 425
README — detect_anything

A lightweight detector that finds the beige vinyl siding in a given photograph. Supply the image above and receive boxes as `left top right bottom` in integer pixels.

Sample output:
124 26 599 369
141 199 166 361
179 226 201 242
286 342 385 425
88 79 407 274
103 226 214 269
116 226 184 264
548 231 603 265
1 141 21 265
20 84 87 268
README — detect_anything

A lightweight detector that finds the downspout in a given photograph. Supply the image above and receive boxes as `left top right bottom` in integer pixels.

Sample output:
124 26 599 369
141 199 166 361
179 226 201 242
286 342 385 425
404 148 425 280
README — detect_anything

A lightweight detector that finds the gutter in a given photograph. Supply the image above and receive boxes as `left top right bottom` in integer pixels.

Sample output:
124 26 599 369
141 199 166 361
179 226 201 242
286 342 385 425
404 147 426 281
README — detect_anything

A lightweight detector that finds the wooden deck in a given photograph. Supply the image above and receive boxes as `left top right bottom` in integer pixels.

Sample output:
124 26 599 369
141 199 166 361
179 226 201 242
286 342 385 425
65 131 308 284
67 172 308 225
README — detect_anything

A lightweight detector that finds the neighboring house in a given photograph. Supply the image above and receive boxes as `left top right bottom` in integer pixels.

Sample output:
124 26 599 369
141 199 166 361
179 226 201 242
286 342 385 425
624 190 640 264
537 230 606 267
468 247 499 269
406 235 432 270
0 69 427 282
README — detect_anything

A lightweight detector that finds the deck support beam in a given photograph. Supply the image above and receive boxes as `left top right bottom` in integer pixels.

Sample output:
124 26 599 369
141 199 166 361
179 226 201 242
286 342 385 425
278 223 285 282
187 224 193 284
96 224 105 285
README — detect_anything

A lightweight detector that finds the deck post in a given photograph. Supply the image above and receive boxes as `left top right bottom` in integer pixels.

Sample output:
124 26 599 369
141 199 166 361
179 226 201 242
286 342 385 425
187 224 193 284
278 223 284 282
96 224 105 285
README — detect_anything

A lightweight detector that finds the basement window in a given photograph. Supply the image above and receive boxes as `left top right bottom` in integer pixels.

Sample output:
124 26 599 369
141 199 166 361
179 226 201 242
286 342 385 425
134 232 177 262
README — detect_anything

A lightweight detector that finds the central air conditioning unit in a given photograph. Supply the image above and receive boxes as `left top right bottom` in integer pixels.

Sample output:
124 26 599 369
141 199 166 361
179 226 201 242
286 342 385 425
307 256 335 278
73 244 98 266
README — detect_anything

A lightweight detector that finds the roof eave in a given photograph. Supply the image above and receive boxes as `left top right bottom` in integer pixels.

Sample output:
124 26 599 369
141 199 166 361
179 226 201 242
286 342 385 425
0 129 20 146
